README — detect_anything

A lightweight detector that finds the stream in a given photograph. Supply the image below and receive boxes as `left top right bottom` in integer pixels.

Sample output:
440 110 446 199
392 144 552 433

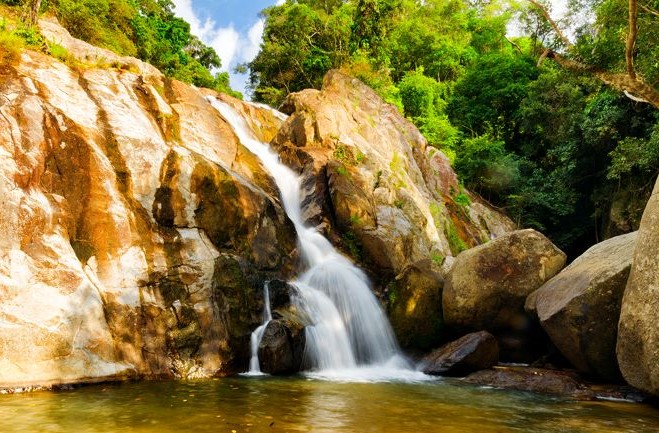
1 377 658 432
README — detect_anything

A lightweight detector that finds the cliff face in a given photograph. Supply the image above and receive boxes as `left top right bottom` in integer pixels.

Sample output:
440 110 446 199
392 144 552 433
0 19 513 388
0 19 298 387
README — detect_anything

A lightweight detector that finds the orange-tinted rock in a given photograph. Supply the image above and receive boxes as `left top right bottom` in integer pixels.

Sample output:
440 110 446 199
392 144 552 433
272 70 515 279
0 20 296 389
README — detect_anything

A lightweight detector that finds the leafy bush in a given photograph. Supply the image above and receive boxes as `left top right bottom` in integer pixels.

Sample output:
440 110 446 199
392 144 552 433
454 135 520 196
608 121 659 180
0 27 24 64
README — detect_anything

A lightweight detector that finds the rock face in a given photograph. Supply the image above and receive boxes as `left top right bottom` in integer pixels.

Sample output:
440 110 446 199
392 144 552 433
421 331 499 376
527 232 637 380
386 260 444 351
0 19 297 388
257 280 307 375
442 229 566 361
617 178 659 395
443 229 566 332
272 70 514 348
273 70 515 283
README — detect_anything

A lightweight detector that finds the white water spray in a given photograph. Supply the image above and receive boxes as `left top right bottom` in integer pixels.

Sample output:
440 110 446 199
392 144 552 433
208 98 412 378
247 282 272 375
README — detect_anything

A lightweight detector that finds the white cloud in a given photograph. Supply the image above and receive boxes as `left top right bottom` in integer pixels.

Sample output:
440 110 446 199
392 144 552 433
171 0 215 41
171 0 275 97
243 19 265 63
209 25 241 72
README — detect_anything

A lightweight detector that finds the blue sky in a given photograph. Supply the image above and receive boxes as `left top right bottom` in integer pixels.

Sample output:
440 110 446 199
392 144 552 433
172 0 284 98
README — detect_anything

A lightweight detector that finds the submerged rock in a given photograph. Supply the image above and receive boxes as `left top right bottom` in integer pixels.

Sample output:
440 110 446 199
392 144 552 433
442 229 566 361
464 367 595 400
528 232 637 381
421 331 499 376
617 178 659 396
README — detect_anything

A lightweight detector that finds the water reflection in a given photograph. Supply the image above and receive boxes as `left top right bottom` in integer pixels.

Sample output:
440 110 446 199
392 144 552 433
0 378 657 433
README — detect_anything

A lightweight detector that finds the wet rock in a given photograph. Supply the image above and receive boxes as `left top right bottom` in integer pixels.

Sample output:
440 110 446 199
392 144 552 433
527 232 637 381
0 19 295 388
421 331 499 376
267 279 300 311
258 319 306 375
386 260 444 351
617 178 659 396
463 367 595 400
442 229 565 362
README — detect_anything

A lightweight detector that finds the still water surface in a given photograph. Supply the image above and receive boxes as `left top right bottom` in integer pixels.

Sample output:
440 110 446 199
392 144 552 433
0 376 657 433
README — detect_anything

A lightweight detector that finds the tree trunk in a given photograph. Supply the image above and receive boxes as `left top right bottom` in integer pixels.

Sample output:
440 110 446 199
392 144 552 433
29 0 42 26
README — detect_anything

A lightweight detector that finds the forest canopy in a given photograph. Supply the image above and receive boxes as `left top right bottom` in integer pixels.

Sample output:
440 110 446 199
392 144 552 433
248 0 658 256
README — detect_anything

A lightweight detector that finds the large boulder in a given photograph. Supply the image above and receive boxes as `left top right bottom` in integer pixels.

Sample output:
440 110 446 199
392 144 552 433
421 331 499 376
273 70 515 281
386 260 444 351
256 280 308 375
442 229 566 361
617 178 659 395
443 229 566 332
527 232 637 380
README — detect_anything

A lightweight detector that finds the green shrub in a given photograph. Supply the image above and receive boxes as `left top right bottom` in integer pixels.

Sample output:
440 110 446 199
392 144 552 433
444 219 467 256
0 28 23 64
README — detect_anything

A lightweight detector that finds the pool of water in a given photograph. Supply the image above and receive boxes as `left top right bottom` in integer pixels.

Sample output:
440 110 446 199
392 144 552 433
0 376 657 432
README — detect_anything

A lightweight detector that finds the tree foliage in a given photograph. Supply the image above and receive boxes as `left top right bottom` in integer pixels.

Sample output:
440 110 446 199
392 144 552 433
248 0 658 256
0 0 239 96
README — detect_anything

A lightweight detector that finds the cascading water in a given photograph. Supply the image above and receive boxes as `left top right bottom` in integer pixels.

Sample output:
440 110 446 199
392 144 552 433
247 282 272 375
208 98 416 379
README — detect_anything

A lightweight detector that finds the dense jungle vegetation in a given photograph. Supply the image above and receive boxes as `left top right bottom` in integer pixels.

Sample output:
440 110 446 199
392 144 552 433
0 0 239 96
1 0 658 257
246 0 658 257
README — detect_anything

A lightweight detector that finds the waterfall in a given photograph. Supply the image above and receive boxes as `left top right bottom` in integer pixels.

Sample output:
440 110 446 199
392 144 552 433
247 282 272 375
208 98 412 377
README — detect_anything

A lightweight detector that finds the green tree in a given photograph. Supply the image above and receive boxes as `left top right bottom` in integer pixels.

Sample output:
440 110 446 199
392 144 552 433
248 1 352 105
528 0 659 108
448 52 539 143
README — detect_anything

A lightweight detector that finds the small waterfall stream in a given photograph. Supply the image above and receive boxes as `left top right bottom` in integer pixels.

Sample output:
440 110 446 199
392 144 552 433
247 282 272 374
208 98 412 378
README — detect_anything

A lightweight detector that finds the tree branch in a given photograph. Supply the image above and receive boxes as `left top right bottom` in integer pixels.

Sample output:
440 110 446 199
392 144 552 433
626 0 638 79
639 2 659 17
527 0 572 47
503 36 523 54
545 51 659 108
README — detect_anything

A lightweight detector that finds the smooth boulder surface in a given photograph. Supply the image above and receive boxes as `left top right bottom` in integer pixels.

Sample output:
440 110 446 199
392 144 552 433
386 260 444 351
258 319 306 375
617 178 659 395
527 232 637 380
421 331 499 376
443 229 566 332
